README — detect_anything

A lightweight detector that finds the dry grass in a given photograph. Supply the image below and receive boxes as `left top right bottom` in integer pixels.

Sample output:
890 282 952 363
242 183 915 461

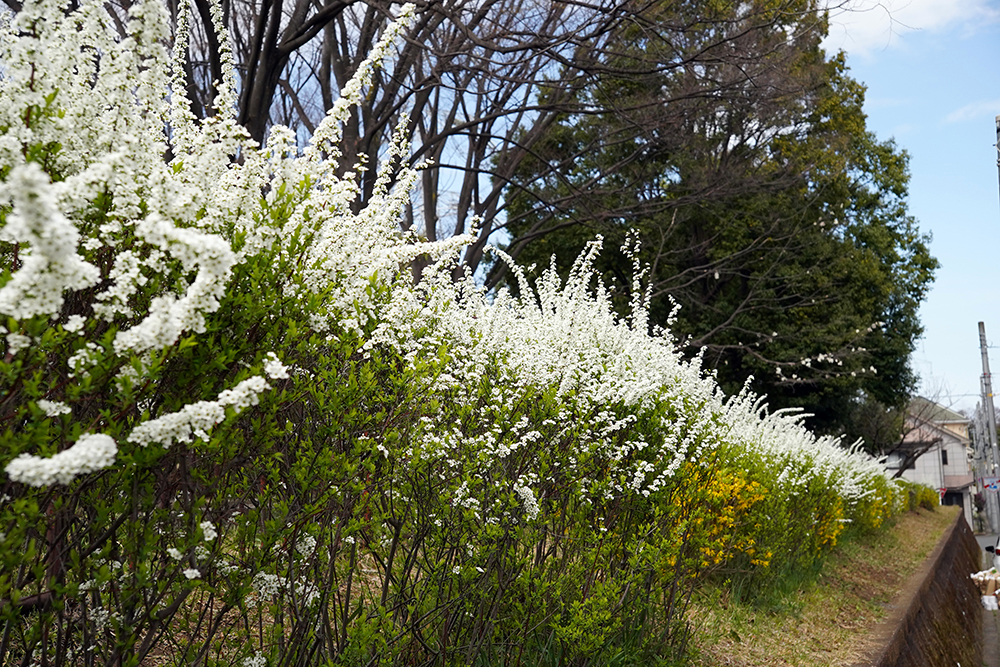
686 505 960 666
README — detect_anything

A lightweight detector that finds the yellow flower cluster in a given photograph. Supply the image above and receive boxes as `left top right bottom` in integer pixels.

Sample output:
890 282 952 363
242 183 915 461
661 463 770 571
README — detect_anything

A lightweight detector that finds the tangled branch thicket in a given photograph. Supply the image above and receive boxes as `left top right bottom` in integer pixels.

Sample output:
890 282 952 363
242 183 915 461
0 2 909 665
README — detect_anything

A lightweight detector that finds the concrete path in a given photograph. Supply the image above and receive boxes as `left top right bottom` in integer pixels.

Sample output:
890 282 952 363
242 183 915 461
977 534 999 667
977 534 998 570
985 608 1000 667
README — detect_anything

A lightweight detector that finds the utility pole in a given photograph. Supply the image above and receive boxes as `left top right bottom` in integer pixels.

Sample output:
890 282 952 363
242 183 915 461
974 402 987 464
973 401 998 533
996 115 1000 211
980 321 1000 532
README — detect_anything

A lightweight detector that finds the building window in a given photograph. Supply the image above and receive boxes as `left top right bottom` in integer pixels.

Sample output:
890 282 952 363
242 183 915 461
941 449 948 466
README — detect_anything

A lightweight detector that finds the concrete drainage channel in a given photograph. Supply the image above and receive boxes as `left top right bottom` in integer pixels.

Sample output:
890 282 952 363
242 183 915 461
851 511 982 667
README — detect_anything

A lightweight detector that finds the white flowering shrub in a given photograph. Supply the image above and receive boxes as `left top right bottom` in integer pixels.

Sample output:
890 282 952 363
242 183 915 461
0 1 903 665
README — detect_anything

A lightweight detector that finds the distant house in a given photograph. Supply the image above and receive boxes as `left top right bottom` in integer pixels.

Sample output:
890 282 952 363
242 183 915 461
885 397 974 526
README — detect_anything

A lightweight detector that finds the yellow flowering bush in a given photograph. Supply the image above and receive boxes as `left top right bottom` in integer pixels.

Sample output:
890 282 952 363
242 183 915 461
897 479 941 511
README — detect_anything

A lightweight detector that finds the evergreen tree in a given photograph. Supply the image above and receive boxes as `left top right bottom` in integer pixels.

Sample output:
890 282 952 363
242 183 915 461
499 3 937 434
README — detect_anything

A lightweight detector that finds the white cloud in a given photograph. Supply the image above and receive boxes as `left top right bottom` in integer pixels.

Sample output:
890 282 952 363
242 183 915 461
823 0 999 56
945 99 1000 124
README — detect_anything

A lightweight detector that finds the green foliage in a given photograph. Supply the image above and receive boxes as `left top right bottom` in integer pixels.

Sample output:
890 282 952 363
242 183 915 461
897 480 941 511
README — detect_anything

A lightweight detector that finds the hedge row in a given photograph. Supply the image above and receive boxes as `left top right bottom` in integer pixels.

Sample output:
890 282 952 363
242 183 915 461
0 3 912 665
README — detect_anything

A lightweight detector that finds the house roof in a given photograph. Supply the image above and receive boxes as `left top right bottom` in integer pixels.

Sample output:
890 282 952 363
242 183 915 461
909 396 969 425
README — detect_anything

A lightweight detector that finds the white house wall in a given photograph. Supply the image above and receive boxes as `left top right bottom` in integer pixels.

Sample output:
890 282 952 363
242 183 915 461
896 410 974 528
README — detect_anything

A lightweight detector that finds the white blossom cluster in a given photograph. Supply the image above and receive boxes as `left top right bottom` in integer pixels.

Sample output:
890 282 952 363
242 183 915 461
243 653 267 667
0 0 238 355
0 0 438 482
37 400 71 417
201 521 218 541
263 352 290 380
110 219 238 355
383 236 896 512
296 534 317 555
127 376 271 448
247 570 318 608
252 572 283 599
0 163 100 320
0 0 271 481
513 482 540 521
5 332 31 356
5 434 117 487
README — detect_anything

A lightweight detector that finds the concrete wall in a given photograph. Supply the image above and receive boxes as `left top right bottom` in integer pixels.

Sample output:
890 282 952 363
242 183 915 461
852 512 981 667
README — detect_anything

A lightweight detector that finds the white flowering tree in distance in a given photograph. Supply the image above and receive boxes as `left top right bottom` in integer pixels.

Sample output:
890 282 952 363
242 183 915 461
0 1 909 665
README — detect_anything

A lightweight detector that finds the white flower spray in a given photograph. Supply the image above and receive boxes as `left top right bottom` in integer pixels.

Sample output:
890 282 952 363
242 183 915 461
6 434 117 487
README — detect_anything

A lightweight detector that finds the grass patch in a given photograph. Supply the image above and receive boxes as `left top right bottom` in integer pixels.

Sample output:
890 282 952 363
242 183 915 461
685 505 960 666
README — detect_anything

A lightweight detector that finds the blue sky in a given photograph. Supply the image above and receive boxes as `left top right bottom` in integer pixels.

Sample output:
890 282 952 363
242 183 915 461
823 0 1000 413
